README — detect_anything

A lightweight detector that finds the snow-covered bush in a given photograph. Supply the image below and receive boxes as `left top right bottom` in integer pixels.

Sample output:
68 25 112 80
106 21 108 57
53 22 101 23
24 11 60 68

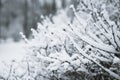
22 2 120 79
0 0 120 80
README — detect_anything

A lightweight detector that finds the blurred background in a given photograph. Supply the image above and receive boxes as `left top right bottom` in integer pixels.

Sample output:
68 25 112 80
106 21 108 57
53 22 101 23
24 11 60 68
0 0 79 42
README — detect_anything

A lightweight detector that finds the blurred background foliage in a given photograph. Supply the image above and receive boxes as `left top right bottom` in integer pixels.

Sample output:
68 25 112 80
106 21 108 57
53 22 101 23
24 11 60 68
0 0 78 41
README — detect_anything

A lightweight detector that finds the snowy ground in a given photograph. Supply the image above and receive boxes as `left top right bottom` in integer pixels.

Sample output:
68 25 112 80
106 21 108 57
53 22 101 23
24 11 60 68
0 41 27 63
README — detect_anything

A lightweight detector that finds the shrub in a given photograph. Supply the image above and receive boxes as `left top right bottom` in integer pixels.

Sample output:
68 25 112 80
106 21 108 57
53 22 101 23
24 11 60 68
1 0 120 80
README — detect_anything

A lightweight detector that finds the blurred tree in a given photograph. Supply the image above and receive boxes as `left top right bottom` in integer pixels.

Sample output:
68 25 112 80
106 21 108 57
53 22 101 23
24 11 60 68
62 0 66 9
0 0 1 38
0 0 73 40
0 0 1 11
23 0 29 38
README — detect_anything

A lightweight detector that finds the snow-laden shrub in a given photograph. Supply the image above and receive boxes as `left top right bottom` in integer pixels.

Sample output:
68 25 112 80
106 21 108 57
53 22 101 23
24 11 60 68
0 0 120 80
20 3 120 79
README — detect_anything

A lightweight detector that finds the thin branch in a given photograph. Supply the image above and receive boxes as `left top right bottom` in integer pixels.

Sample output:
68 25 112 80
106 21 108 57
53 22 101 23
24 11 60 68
6 64 13 80
111 25 120 50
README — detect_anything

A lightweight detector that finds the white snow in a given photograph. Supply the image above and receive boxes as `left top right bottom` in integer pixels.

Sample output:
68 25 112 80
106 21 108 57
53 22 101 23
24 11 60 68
0 41 27 63
0 41 27 78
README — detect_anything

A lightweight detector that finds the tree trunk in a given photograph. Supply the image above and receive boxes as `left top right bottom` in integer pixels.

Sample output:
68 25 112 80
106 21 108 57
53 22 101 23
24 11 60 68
62 0 66 9
23 0 29 38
